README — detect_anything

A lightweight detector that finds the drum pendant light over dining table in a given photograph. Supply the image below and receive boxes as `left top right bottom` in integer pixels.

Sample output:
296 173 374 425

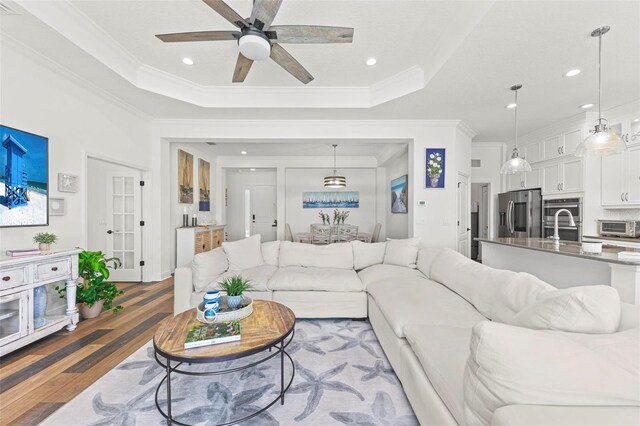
324 144 346 188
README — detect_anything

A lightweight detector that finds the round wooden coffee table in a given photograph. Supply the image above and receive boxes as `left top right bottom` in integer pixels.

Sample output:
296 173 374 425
153 300 296 425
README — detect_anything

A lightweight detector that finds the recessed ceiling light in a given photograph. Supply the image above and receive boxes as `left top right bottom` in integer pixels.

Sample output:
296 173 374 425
366 57 377 66
579 103 594 109
564 69 581 77
250 168 256 171
182 57 194 65
241 151 247 155
505 103 517 109
633 118 640 122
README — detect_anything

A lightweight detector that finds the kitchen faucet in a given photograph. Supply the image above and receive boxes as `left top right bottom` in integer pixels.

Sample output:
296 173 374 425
550 209 576 241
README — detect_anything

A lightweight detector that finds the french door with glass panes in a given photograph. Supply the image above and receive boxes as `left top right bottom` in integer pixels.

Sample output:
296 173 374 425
106 172 142 281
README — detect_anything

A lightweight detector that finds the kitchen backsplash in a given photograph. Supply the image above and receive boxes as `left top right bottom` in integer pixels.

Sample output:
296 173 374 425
601 209 640 220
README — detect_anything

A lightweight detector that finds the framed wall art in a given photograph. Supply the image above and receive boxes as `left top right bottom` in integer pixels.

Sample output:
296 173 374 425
58 173 79 193
49 197 66 216
426 148 446 189
0 125 49 227
391 175 408 213
178 149 194 204
198 158 210 211
302 192 359 208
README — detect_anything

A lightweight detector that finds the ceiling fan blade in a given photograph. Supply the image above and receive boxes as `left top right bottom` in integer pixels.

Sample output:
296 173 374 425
270 44 313 84
232 53 254 83
270 26 354 44
249 0 283 30
156 30 239 43
202 0 248 28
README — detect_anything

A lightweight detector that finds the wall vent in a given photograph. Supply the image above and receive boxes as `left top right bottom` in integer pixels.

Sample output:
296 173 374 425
0 2 20 15
471 159 481 168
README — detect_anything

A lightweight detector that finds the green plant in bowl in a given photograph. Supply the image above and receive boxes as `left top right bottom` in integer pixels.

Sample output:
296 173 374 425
218 275 252 309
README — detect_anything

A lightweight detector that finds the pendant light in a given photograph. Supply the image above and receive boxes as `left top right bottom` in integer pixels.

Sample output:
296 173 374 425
500 84 532 174
324 144 346 188
575 26 625 157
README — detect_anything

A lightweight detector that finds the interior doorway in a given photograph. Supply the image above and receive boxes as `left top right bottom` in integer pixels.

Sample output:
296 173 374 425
225 169 277 241
457 172 470 257
87 157 144 282
471 182 490 261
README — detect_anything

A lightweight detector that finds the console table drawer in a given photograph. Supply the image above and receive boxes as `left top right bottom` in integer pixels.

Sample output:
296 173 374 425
0 267 29 290
35 259 70 281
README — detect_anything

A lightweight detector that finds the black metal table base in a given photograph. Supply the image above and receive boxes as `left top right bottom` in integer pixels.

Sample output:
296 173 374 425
154 330 295 426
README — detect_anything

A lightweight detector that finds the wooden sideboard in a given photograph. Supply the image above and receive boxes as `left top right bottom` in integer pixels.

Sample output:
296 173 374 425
176 225 225 268
0 248 80 356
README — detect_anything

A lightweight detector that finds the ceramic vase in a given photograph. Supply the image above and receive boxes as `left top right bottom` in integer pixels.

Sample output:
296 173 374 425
33 285 48 328
79 300 104 319
226 295 242 309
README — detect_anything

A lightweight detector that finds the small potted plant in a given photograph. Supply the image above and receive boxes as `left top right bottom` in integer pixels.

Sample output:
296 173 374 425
218 275 253 309
56 251 123 319
34 232 57 253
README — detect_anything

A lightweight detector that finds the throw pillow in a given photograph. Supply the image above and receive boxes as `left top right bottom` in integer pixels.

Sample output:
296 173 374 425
510 285 621 334
383 237 421 268
222 234 264 271
192 247 228 292
261 241 280 266
352 241 386 270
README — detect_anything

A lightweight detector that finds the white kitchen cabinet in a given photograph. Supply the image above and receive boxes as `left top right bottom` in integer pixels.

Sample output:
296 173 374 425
542 159 583 195
603 145 640 206
523 140 542 164
562 129 582 156
505 165 541 191
543 135 562 161
507 172 525 191
527 165 542 189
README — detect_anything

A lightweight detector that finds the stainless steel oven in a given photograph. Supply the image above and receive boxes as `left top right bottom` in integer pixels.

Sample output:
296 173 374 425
542 198 582 242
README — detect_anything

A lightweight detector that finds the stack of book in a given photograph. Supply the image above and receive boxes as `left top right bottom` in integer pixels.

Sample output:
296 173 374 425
6 249 42 257
618 251 640 261
184 320 241 349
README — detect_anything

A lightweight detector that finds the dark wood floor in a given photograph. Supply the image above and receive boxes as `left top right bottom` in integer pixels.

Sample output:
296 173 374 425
0 278 174 425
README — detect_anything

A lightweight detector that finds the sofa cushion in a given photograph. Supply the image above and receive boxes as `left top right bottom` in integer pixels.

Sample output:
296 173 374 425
278 241 354 270
492 405 640 426
192 247 228 292
383 237 421 268
357 264 425 290
211 264 278 292
367 278 486 338
404 325 472 425
416 247 441 278
261 241 280 266
352 241 386 270
222 234 264 270
430 248 553 322
464 321 640 426
268 266 363 292
510 285 621 334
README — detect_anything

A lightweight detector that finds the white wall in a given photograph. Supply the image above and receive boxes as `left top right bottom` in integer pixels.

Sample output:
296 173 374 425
285 168 378 237
470 143 505 237
384 152 409 238
0 41 154 278
225 169 276 241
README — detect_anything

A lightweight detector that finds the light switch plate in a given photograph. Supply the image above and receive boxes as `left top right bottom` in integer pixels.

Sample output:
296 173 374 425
417 200 426 206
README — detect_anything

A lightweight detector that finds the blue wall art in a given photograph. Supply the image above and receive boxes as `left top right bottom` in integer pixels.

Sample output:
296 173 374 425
0 125 49 227
303 191 359 208
426 148 445 189
391 175 408 214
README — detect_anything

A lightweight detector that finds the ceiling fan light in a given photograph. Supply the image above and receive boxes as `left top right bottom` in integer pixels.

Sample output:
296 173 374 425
500 148 532 174
238 34 271 61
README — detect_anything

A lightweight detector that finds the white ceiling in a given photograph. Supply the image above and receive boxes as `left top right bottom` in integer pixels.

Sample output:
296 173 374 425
1 0 639 141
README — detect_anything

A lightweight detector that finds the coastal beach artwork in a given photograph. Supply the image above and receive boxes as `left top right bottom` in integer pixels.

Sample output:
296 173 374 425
0 125 48 227
303 192 359 208
198 158 210 211
426 148 446 189
391 175 408 214
178 149 193 204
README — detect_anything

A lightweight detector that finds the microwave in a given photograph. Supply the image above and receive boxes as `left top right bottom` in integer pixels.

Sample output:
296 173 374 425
598 220 640 238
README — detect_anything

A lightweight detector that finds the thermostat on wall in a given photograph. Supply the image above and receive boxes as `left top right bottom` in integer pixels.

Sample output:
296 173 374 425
417 200 426 206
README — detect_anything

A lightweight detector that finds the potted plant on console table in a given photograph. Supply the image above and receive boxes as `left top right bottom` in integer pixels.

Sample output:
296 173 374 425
218 275 252 309
56 251 123 319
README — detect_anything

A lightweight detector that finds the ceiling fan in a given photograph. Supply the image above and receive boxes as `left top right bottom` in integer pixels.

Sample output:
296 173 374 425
156 0 354 84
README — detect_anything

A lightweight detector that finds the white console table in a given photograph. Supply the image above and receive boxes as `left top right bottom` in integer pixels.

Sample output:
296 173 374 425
0 248 81 356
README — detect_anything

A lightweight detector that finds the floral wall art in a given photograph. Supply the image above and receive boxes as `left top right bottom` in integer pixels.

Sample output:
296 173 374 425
425 148 445 189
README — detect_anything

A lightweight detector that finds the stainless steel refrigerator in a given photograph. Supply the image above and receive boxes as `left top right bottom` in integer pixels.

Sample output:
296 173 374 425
498 189 542 238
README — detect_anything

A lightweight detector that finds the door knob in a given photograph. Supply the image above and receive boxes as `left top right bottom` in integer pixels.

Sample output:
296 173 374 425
106 230 113 234
466 228 471 231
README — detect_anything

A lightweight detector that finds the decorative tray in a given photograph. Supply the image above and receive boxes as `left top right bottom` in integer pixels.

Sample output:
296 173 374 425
196 296 253 324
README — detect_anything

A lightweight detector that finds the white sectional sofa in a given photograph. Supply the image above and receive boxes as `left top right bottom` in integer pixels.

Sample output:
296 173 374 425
173 235 640 425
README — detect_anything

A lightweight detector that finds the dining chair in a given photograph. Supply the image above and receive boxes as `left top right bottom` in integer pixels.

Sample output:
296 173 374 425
370 223 382 243
335 224 358 242
285 223 294 242
311 224 332 245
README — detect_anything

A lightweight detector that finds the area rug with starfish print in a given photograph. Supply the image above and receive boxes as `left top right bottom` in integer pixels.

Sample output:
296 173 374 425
41 319 418 425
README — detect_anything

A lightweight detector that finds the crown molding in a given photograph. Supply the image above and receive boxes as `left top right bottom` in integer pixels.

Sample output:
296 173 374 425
18 0 428 109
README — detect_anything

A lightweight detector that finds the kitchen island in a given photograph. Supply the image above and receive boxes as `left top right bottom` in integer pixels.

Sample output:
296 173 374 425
478 238 640 304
